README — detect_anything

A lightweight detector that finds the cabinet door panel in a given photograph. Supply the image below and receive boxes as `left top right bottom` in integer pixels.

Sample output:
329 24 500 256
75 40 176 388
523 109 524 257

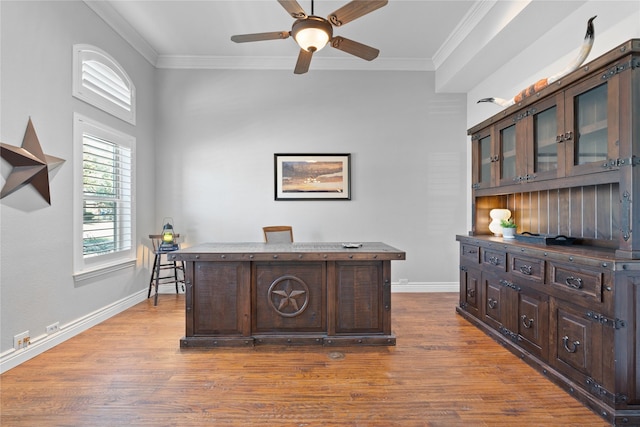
551 301 604 387
532 95 565 180
483 275 504 330
460 266 481 318
564 71 619 177
517 292 549 360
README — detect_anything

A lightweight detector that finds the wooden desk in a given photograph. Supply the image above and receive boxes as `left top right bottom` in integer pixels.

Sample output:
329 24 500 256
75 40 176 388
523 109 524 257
170 242 406 347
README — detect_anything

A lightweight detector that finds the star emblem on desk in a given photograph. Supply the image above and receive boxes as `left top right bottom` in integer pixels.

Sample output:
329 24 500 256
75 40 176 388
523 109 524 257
1 118 65 204
268 276 310 317
273 287 306 311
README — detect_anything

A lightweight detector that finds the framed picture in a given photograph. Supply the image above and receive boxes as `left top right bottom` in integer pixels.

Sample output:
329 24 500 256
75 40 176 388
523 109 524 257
274 153 351 200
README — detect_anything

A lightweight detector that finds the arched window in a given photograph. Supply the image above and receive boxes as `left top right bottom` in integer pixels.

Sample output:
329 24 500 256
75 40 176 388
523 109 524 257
73 44 136 124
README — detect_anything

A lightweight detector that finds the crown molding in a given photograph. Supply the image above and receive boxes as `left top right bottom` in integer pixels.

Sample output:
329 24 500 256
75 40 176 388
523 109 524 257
432 0 496 69
83 0 159 66
83 0 433 72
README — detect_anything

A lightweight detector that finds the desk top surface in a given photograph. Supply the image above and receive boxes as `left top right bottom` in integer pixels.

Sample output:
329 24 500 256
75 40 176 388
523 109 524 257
172 242 405 262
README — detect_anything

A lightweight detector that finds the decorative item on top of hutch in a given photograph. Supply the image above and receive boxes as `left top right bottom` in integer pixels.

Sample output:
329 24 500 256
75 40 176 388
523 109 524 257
457 39 640 425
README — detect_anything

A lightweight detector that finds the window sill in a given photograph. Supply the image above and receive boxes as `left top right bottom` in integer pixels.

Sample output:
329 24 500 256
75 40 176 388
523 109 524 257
73 258 137 283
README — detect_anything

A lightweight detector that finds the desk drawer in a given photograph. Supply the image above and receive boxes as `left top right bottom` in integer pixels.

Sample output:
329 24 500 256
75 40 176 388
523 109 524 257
481 248 507 272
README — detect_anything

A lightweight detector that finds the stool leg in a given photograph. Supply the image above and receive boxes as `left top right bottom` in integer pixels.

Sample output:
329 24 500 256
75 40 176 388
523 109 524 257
148 253 159 298
154 253 162 306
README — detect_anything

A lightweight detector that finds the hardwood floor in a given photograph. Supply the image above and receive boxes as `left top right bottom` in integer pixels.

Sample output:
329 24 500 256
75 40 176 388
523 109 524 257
1 293 608 426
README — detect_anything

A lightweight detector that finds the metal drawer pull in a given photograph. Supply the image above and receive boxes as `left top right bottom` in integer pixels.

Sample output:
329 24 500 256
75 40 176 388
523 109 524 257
488 298 498 309
565 276 583 289
519 265 532 275
467 289 475 298
488 256 500 266
521 315 534 329
465 249 477 254
562 336 580 353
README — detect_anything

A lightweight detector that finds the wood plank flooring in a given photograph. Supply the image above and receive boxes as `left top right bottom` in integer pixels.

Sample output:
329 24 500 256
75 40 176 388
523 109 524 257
1 293 609 426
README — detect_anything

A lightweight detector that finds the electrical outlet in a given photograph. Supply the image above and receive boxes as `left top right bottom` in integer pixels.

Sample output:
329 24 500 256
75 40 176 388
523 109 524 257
14 331 30 350
46 322 60 334
398 279 409 286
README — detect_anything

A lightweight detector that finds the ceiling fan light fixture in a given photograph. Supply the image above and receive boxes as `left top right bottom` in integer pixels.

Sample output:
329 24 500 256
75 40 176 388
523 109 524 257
292 17 333 52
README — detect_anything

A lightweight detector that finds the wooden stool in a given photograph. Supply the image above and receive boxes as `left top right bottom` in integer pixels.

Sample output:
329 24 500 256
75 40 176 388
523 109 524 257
148 234 185 306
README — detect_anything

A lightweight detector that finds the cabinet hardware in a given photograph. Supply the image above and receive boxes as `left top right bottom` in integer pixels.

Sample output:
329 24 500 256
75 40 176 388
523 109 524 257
601 58 640 80
487 298 498 309
519 265 532 275
556 131 572 143
586 311 626 329
499 279 521 291
467 289 475 298
513 108 537 122
564 276 583 289
562 336 580 353
499 326 521 343
521 315 534 329
460 266 467 272
621 191 632 241
586 377 628 404
602 156 640 169
488 256 500 266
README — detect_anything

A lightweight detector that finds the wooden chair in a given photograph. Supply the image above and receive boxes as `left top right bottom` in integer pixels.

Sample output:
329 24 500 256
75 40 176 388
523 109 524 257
263 226 293 243
148 234 185 306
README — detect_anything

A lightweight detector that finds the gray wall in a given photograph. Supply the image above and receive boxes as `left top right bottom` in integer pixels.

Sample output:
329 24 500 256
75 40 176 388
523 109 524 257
0 1 157 366
154 69 468 287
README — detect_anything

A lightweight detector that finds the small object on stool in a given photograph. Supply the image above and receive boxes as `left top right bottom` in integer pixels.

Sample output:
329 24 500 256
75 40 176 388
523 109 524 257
148 219 185 306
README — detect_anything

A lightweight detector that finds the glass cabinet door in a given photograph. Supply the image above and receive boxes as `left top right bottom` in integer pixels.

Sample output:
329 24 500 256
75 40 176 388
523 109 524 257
472 132 494 189
564 72 619 176
495 118 519 186
531 94 564 180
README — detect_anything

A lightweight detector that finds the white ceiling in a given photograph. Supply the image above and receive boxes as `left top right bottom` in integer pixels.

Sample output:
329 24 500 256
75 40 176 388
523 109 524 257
85 0 588 91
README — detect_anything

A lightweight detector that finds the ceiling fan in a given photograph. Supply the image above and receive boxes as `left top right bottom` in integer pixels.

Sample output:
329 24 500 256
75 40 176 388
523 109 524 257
230 0 388 74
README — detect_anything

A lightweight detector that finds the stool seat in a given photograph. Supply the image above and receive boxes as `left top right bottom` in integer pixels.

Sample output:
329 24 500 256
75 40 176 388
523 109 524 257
148 234 185 306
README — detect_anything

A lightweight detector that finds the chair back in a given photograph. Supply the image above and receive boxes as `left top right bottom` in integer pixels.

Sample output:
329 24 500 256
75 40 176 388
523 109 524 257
263 226 293 243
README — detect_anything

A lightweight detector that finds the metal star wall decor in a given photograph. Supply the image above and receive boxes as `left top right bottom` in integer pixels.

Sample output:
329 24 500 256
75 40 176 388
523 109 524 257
1 118 65 204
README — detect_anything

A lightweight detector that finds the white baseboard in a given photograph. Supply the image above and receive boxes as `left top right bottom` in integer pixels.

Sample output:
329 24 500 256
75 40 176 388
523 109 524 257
392 282 458 293
0 289 148 374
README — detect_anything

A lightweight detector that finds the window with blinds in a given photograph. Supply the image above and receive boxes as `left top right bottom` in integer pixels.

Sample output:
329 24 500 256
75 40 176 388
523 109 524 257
73 114 136 275
82 134 132 257
72 44 136 125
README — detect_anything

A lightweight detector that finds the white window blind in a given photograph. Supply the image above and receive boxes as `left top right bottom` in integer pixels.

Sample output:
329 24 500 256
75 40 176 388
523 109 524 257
73 44 136 124
82 134 132 257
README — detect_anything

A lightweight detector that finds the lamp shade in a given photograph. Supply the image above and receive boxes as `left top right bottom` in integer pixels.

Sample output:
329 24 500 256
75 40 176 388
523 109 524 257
489 209 511 236
292 17 333 52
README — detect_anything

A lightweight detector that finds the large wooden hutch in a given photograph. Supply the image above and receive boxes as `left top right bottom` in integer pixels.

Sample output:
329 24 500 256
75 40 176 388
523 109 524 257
457 39 639 425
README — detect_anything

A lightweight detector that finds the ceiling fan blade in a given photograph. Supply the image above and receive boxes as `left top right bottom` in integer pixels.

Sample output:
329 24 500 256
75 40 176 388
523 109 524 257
231 31 290 43
330 36 379 61
294 49 313 74
277 0 307 19
328 0 388 27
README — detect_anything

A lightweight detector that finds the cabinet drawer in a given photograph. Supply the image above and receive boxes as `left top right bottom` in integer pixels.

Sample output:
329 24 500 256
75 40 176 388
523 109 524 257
509 254 545 283
547 262 607 309
461 244 480 263
481 249 507 272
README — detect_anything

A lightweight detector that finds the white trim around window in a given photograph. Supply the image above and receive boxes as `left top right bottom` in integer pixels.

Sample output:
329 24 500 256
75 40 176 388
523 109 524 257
73 113 136 279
